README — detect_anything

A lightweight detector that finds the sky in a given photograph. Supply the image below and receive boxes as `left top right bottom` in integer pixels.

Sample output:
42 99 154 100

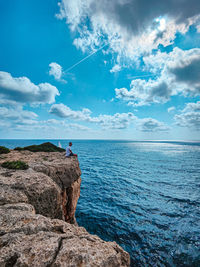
0 0 200 140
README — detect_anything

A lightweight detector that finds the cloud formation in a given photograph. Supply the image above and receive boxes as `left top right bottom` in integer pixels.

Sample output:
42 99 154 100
57 0 200 63
0 104 90 133
115 78 171 106
49 103 136 129
174 101 200 130
49 103 92 120
50 103 169 131
167 49 200 96
0 106 37 121
110 64 121 73
13 121 90 133
67 123 91 131
49 62 66 83
0 105 39 130
0 71 59 104
138 118 170 132
115 48 200 106
168 106 176 113
44 119 91 132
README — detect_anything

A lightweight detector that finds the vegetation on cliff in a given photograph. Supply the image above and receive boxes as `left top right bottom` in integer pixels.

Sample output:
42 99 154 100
14 147 24 151
1 160 29 170
14 142 65 152
0 146 10 154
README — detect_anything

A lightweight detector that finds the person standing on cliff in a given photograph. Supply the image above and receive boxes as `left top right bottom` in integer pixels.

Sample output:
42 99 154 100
66 142 77 157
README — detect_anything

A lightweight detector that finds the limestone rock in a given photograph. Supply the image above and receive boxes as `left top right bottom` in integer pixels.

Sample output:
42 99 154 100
0 150 81 222
0 168 63 220
0 150 81 187
0 149 130 266
0 203 130 266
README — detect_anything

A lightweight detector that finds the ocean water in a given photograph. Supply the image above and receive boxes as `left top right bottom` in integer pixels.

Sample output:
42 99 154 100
0 139 200 267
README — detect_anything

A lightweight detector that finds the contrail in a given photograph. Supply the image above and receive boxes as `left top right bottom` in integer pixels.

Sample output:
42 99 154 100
63 44 157 79
64 43 108 73
128 74 157 79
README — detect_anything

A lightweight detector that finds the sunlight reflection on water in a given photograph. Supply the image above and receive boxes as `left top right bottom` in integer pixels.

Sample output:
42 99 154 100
126 141 200 155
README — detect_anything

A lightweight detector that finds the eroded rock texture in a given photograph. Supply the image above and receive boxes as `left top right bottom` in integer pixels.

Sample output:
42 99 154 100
0 150 130 266
0 151 81 222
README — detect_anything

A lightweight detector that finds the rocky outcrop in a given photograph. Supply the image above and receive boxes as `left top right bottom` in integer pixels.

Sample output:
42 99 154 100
0 150 130 266
0 150 81 222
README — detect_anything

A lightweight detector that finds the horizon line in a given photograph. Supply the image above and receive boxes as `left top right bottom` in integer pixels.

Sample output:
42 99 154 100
0 138 200 142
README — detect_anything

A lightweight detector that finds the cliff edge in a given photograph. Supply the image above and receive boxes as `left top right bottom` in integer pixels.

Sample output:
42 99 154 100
0 149 130 266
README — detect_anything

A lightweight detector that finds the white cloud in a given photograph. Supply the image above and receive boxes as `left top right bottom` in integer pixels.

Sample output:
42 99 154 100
168 106 176 113
182 101 200 113
67 123 91 131
0 71 59 104
49 103 136 129
0 121 10 128
0 100 170 134
174 101 200 130
115 47 200 106
0 109 91 133
45 119 91 131
0 106 37 121
49 103 170 131
49 62 62 80
138 118 170 132
110 64 121 73
49 62 66 83
115 78 171 106
0 105 39 132
91 113 136 129
56 0 200 66
167 49 200 96
49 103 92 120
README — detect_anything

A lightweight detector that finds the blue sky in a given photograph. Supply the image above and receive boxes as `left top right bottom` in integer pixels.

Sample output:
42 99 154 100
0 0 200 140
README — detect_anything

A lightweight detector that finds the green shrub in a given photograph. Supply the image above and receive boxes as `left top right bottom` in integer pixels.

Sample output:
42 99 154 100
13 142 65 153
0 146 10 154
23 142 65 152
14 147 24 151
1 160 29 170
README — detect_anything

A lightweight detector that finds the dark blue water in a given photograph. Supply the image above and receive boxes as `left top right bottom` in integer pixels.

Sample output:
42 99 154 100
1 140 200 267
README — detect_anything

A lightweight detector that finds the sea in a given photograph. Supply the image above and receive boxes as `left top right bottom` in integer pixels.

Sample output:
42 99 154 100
0 139 200 267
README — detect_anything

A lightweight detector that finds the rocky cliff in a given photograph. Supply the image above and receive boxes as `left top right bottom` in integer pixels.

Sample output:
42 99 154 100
0 149 130 266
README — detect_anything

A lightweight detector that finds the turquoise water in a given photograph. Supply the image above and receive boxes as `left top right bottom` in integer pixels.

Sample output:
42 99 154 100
1 140 200 266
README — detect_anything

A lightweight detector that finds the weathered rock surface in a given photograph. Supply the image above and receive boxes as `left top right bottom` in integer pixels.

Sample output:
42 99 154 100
0 151 81 222
0 150 130 266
